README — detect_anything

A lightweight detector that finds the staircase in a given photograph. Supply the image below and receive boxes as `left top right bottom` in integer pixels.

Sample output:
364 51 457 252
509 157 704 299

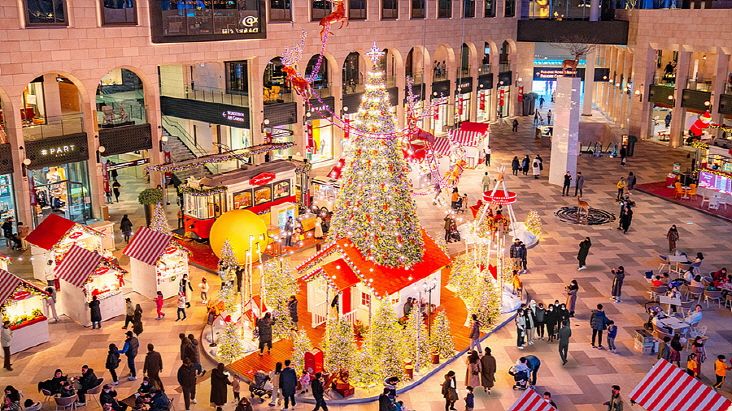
161 117 215 183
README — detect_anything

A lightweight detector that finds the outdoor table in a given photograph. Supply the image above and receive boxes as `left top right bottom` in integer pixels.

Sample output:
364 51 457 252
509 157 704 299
657 317 690 334
658 295 682 315
681 186 691 199
666 255 690 273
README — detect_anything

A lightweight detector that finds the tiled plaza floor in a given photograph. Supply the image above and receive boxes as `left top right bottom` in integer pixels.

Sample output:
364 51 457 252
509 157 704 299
2 111 731 411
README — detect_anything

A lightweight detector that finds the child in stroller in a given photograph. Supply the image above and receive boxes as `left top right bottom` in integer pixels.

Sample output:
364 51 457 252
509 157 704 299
509 362 530 390
248 371 273 403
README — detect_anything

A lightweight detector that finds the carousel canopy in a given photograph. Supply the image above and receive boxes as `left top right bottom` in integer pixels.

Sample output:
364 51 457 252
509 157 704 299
25 214 77 250
55 245 103 288
0 269 45 306
507 389 557 411
123 227 175 266
298 231 449 297
629 359 731 411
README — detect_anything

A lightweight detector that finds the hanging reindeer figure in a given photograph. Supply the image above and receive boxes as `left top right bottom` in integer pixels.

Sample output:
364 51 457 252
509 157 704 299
555 42 595 77
561 55 580 76
281 32 313 101
319 0 348 41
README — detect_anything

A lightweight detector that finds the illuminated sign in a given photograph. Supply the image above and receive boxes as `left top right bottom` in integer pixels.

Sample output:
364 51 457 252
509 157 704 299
223 111 247 123
40 145 76 157
533 67 585 80
249 172 276 186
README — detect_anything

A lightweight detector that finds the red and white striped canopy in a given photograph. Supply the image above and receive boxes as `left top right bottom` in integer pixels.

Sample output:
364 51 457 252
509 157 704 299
0 269 22 306
123 226 173 266
448 129 482 148
55 245 103 288
430 137 452 156
630 359 732 411
508 389 557 411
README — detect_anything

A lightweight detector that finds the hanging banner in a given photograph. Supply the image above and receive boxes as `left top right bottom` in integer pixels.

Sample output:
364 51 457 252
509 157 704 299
518 86 524 103
306 122 314 153
499 89 506 107
344 118 351 139
479 92 486 111
458 97 464 116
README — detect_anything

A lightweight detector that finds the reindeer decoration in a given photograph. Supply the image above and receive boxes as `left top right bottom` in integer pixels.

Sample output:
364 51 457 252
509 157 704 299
319 0 348 41
561 56 580 76
281 32 313 101
554 42 596 77
576 196 590 223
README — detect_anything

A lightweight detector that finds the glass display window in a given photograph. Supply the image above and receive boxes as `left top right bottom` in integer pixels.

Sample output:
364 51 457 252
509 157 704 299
273 180 291 199
310 119 334 164
1 287 45 328
253 185 273 205
84 267 121 303
0 175 17 222
233 189 253 209
29 161 92 227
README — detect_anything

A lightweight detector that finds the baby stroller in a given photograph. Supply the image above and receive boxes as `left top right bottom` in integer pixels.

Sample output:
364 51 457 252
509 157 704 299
509 366 529 390
643 302 663 331
248 371 272 403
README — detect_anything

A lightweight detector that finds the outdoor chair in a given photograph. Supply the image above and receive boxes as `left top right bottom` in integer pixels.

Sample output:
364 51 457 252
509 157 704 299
54 395 78 411
85 380 104 406
703 289 722 308
685 286 703 303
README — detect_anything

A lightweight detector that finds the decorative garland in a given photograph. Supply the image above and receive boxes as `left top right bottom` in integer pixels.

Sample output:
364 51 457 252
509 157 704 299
179 185 227 197
147 142 295 173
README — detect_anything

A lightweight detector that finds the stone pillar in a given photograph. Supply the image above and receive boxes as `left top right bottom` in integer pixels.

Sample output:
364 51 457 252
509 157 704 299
590 0 601 21
630 46 657 140
145 72 165 187
6 94 33 226
669 49 691 148
582 48 597 116
710 52 730 128
515 42 535 116
250 58 266 164
549 77 581 187
42 74 63 119
330 59 344 160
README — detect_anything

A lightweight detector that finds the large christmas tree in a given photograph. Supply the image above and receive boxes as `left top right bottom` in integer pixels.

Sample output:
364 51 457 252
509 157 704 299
328 43 424 268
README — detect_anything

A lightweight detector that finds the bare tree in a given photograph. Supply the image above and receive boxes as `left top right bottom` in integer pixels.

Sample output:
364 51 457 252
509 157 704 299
550 43 597 76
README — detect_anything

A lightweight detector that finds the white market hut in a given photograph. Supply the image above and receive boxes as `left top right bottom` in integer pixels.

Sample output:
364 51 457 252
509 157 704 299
123 226 189 300
0 269 49 355
55 245 125 327
24 214 106 283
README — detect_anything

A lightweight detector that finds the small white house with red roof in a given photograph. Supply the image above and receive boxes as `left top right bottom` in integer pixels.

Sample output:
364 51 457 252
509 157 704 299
123 226 189 300
297 231 449 328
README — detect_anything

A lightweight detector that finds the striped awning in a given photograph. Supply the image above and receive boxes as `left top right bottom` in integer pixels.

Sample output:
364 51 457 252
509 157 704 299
508 389 557 411
0 269 23 306
430 137 452 156
629 359 732 411
448 129 482 148
123 226 173 266
55 245 103 288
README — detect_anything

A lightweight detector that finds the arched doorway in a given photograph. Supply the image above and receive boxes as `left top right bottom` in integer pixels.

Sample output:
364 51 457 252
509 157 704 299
456 44 474 124
342 52 362 95
305 55 334 164
460 43 471 77
263 57 291 104
21 73 92 225
405 47 429 129
305 55 330 95
0 94 17 224
497 41 512 118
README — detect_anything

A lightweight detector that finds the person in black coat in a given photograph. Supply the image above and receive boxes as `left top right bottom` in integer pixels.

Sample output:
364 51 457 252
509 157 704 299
620 207 633 233
77 365 101 405
38 369 68 395
521 155 530 176
177 358 197 411
287 296 299 329
544 304 557 342
279 360 298 410
100 385 128 411
511 156 520 176
611 266 626 303
210 363 230 411
105 344 121 385
577 237 591 270
89 295 102 329
590 304 609 349
378 388 396 411
311 372 328 411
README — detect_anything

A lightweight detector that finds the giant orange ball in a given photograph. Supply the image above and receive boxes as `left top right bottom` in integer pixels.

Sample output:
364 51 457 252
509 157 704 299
210 210 269 265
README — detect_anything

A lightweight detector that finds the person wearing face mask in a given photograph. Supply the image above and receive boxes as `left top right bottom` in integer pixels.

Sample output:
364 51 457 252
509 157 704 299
534 303 546 340
545 304 557 342
100 384 128 411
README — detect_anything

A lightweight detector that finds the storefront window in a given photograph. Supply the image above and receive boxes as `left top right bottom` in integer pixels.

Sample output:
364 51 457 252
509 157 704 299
97 68 146 128
343 52 362 94
455 93 471 123
29 162 92 226
477 89 492 122
230 127 252 150
484 0 495 17
305 55 330 93
312 0 331 20
25 0 67 25
272 125 295 160
226 61 249 95
0 175 16 223
460 44 471 77
463 0 475 17
264 57 292 104
411 0 425 18
382 0 398 19
310 119 334 164
269 0 292 21
438 0 452 18
433 96 449 135
101 0 137 25
497 87 510 118
153 0 263 43
349 0 367 20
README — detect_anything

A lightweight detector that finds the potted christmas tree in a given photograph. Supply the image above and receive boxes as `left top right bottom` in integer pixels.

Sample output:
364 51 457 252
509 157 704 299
138 188 164 226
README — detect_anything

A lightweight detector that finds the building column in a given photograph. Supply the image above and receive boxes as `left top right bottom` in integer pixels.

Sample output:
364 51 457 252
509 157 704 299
42 74 63 119
330 58 344 160
590 0 601 21
582 48 597 116
144 70 165 187
710 51 730 128
604 47 618 115
6 93 33 226
669 49 691 147
515 42 535 116
630 46 657 140
619 50 634 128
250 58 266 163
549 77 581 186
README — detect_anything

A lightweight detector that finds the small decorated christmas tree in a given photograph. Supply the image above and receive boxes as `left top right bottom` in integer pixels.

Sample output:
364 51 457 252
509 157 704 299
472 279 501 328
323 317 356 373
367 299 405 381
291 329 313 374
402 307 431 371
218 274 237 313
216 320 244 363
262 258 298 340
351 348 379 387
525 210 542 239
219 240 238 268
429 311 455 361
149 203 172 233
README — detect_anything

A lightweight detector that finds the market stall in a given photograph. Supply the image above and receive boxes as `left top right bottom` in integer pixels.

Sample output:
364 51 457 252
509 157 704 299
55 245 125 327
24 214 106 282
182 160 302 239
448 124 487 169
0 269 49 355
507 388 557 411
123 227 189 300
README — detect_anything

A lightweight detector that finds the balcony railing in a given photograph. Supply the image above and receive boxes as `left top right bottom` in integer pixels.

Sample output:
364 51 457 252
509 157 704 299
23 113 85 141
186 85 250 107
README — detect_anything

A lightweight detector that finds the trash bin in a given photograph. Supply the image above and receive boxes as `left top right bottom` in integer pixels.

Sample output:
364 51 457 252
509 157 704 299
634 329 654 354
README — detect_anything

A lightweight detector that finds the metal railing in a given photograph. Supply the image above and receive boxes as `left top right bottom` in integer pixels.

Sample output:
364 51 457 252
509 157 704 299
480 63 492 74
311 301 328 328
161 116 220 174
97 102 147 128
186 85 250 107
686 79 713 92
22 113 85 141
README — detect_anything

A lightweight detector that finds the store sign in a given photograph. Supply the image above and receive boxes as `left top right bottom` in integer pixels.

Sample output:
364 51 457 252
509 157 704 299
41 144 76 157
161 97 251 128
223 110 247 123
26 133 89 169
250 172 276 186
456 77 473 92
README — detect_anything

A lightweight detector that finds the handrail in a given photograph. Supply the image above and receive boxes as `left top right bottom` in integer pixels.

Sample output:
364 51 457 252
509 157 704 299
161 116 219 174
186 84 250 107
22 113 85 141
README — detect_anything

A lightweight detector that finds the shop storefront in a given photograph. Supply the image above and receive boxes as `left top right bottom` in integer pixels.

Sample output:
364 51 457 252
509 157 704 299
477 74 493 123
403 84 427 129
497 71 512 118
455 77 473 124
0 144 16 222
263 102 299 160
305 97 335 165
647 84 676 144
24 133 92 226
717 94 732 146
99 123 153 183
431 80 451 136
682 89 714 144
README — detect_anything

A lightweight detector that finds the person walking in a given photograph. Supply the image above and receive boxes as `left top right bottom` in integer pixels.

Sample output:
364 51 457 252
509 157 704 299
186 334 205 376
119 331 139 381
143 343 164 391
177 358 197 411
89 295 102 329
179 274 193 303
521 155 530 176
532 158 541 179
557 321 572 365
512 119 519 133
620 207 633 234
198 278 209 305
481 172 491 193
562 171 572 196
524 303 536 345
713 355 732 391
611 266 626 303
604 385 624 411
577 237 591 270
575 172 585 197
287 295 299 330
132 303 143 333
533 110 540 125
279 359 298 410
510 239 522 272
615 177 626 200
515 308 526 350
441 371 458 411
669 334 683 367
619 145 627 166
256 312 274 356
566 280 579 317
176 292 187 321
512 156 520 176
210 363 231 411
44 286 59 323
106 343 121 385
627 171 637 190
519 241 528 273
2 321 12 371
545 305 557 342
123 298 134 329
480 347 496 394
314 215 324 240
484 145 491 166
311 372 328 411
268 362 282 407
606 320 618 353
590 304 609 349
154 291 165 320
469 314 482 353
179 333 195 364
667 225 679 253
284 217 294 247
535 302 546 340
112 179 122 202
465 351 481 389
547 110 552 125
120 215 133 243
